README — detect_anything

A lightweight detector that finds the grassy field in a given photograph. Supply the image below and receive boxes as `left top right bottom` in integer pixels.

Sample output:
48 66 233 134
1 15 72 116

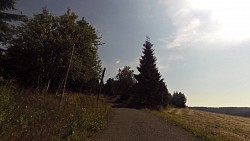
192 107 250 117
0 86 111 141
151 108 250 141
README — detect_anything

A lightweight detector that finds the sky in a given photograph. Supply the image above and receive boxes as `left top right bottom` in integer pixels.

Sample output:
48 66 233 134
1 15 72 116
15 0 250 107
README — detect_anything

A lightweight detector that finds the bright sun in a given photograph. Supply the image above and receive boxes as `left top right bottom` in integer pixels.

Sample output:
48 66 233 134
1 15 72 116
189 0 250 42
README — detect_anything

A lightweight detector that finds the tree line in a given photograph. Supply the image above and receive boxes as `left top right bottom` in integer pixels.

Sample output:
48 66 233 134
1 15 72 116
103 39 187 109
0 2 102 93
0 0 187 109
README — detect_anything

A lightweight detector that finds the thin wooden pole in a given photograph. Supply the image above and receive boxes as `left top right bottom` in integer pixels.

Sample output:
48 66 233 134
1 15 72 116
59 44 75 108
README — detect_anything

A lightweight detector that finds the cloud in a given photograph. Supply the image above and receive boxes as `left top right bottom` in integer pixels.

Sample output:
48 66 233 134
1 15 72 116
167 53 184 61
115 60 120 64
157 52 184 73
159 0 250 49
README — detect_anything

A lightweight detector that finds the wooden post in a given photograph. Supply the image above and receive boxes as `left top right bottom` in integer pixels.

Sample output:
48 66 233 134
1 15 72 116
59 44 75 108
97 68 106 101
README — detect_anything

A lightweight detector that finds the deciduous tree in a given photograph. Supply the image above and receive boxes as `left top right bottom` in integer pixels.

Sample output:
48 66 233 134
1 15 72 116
3 9 102 92
115 66 136 100
104 78 116 96
172 91 187 108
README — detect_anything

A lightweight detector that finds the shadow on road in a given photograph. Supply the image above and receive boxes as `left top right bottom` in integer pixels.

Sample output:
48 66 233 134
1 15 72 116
100 95 131 108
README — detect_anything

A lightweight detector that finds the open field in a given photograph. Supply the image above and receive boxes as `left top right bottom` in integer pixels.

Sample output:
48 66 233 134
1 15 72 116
151 108 250 141
191 107 250 118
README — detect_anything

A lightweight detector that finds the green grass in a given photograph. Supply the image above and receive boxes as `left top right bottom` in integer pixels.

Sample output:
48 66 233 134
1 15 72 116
0 85 111 141
150 108 250 141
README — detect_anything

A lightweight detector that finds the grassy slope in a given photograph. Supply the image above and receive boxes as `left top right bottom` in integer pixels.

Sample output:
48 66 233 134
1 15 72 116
151 108 250 141
0 86 111 141
192 107 250 118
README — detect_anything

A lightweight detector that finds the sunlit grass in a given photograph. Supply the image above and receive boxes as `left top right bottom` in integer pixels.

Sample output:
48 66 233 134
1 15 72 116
151 108 250 141
0 86 111 141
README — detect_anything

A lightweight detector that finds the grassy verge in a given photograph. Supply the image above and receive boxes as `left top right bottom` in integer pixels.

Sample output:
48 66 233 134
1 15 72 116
0 85 111 141
150 108 250 141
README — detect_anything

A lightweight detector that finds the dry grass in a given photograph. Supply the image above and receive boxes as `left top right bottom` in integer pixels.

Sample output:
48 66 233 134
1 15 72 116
0 86 111 141
152 108 250 141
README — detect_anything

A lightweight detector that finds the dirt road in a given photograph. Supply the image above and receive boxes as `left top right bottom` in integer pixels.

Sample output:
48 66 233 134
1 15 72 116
92 108 200 141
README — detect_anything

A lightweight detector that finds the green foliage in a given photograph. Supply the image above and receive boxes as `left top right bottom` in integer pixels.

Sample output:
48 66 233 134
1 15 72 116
115 66 136 99
172 91 187 108
0 0 26 77
162 91 172 106
2 9 102 92
0 0 26 44
116 66 135 84
0 86 111 141
104 78 116 96
134 38 169 109
0 86 16 130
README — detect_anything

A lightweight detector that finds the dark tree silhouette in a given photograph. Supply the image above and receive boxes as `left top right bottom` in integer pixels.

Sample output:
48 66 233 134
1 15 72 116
172 91 187 108
115 66 136 100
0 0 26 77
134 38 169 109
0 0 26 44
104 78 116 96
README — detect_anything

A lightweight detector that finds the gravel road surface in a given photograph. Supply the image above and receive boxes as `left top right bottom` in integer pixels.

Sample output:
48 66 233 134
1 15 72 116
92 108 200 141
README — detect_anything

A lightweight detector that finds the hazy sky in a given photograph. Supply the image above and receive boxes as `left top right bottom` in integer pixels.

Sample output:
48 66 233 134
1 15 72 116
15 0 250 107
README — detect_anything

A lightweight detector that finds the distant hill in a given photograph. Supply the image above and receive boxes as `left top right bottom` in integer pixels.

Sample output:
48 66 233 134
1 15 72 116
191 107 250 118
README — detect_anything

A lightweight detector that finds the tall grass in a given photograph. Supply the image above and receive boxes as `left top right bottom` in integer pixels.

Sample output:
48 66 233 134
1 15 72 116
0 85 111 141
150 108 250 141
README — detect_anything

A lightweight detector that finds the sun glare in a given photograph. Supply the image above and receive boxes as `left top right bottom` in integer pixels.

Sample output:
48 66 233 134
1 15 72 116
189 0 250 42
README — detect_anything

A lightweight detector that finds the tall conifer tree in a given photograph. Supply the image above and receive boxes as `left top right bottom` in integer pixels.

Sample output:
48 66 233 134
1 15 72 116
135 38 168 109
0 0 26 44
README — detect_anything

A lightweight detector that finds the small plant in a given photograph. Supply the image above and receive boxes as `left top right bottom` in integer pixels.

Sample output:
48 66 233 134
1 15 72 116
0 86 16 131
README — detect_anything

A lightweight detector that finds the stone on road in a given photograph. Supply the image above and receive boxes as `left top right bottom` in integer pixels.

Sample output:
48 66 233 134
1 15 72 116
92 108 200 141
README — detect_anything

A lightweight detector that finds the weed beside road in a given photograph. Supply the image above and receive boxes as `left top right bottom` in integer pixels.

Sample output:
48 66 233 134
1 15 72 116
0 86 111 141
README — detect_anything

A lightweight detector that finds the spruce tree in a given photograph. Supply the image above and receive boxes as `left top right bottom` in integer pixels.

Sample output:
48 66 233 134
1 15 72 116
0 0 26 44
135 38 169 109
